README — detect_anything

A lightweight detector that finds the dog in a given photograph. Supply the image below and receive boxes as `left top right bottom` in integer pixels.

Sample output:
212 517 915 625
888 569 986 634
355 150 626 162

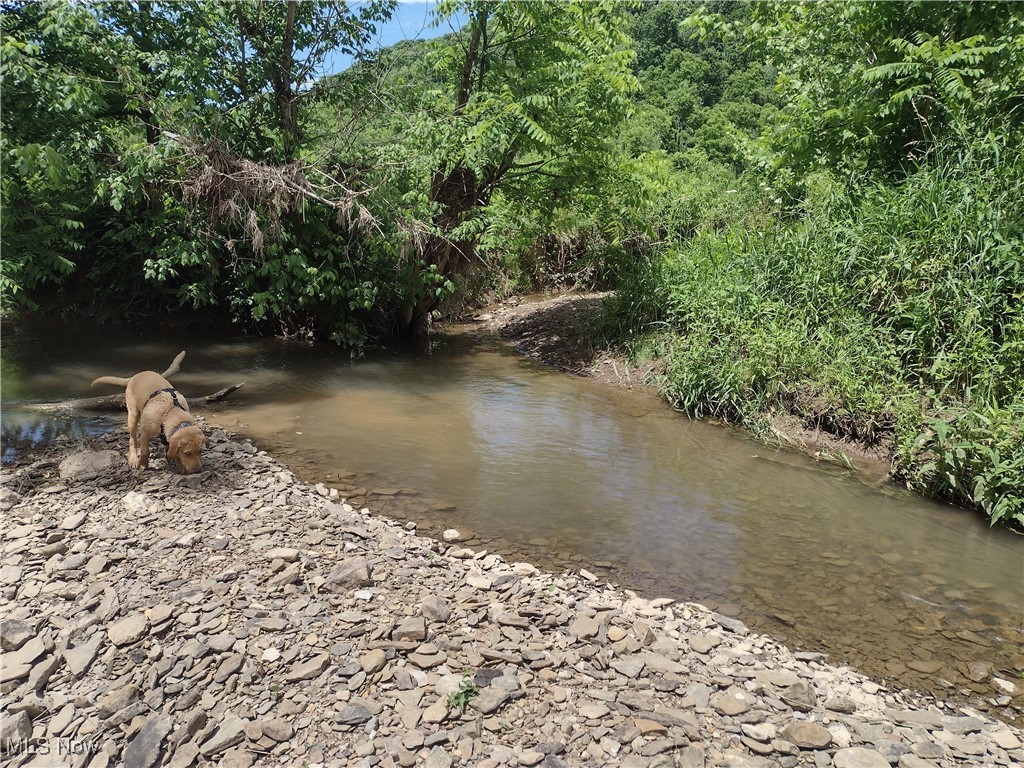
92 370 207 474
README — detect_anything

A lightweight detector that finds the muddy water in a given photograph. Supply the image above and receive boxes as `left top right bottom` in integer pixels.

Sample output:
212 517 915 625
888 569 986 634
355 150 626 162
3 316 1023 722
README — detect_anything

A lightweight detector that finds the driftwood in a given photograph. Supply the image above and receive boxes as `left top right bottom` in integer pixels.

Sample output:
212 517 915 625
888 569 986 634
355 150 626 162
30 351 245 413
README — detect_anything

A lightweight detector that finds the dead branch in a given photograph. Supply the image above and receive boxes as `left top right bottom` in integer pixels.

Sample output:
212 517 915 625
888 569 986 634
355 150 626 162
31 384 245 414
162 350 186 378
169 136 379 253
203 383 245 404
29 350 244 412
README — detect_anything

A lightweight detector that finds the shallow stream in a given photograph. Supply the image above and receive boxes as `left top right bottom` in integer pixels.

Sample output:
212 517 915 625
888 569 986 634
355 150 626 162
2 315 1022 722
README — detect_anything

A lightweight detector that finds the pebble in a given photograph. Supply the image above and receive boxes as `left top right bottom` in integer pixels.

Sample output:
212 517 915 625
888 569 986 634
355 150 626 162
0 430 1019 768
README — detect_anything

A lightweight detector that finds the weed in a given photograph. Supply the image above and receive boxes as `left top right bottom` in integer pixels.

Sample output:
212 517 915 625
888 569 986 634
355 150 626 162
446 672 479 713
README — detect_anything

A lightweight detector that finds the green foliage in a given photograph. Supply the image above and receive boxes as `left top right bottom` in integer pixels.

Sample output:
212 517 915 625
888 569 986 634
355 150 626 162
691 1 1024 175
905 401 1024 528
446 672 480 714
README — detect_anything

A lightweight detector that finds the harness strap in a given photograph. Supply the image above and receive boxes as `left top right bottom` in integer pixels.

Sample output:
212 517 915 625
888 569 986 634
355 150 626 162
148 387 186 411
149 387 190 446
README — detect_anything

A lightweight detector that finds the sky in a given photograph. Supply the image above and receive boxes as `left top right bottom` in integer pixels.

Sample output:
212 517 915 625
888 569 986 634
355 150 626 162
321 1 467 75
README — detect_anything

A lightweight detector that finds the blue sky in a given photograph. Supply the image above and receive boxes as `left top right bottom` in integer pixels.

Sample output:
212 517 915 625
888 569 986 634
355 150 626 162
322 1 466 75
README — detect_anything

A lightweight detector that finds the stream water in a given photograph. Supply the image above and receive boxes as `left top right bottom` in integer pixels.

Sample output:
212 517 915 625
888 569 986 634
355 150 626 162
2 314 1022 723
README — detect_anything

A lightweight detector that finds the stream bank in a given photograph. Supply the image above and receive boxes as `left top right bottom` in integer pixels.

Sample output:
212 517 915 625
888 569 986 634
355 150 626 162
2 429 1023 768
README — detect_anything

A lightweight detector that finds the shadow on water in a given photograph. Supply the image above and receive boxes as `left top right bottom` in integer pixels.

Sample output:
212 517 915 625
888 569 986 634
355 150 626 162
2 314 1022 723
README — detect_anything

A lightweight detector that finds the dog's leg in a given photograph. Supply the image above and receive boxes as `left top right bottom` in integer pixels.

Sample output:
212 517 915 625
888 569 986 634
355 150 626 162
126 407 142 470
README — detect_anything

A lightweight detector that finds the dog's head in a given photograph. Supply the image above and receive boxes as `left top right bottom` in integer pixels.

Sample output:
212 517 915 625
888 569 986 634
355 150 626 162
167 426 207 474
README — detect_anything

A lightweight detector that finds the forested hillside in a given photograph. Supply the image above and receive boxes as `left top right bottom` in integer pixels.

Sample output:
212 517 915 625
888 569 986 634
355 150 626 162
3 0 1021 525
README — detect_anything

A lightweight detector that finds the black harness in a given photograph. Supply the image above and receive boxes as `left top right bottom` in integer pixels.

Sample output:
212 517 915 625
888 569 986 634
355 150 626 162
148 387 195 446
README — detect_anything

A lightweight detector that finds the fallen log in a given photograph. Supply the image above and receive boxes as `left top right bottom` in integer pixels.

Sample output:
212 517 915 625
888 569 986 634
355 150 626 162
43 383 246 413
25 350 245 412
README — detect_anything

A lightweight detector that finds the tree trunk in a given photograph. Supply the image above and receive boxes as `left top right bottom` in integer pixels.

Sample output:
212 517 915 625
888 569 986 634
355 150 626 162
397 10 490 338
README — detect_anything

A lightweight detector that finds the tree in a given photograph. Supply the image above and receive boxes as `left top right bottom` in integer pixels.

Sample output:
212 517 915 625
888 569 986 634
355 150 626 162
693 1 1024 175
391 0 639 334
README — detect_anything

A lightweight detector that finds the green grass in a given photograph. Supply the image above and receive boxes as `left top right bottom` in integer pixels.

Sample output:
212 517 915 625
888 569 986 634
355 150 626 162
609 135 1024 527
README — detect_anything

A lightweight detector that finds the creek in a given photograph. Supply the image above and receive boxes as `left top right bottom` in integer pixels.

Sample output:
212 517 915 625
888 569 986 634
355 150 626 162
2 314 1022 723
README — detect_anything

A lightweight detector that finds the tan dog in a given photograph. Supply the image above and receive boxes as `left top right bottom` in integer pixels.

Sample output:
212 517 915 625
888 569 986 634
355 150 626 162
92 371 207 474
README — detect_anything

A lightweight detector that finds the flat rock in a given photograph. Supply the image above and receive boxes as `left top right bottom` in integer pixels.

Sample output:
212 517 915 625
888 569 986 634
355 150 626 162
781 720 832 749
123 714 173 768
261 718 294 742
0 620 34 652
420 594 452 624
59 450 119 480
108 613 149 646
63 634 103 676
285 654 329 682
712 688 756 716
200 714 247 756
336 701 375 725
325 556 373 590
832 747 891 768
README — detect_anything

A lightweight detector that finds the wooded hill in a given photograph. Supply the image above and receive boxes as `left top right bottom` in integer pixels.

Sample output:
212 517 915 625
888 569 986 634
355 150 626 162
3 1 1022 525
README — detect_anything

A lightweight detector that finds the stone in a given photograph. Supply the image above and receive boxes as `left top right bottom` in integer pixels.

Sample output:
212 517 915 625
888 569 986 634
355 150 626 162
781 721 832 749
569 615 602 640
423 746 453 768
689 633 723 654
336 701 375 725
360 649 388 674
0 710 32 745
825 697 857 714
964 660 993 682
59 450 118 480
214 653 245 682
780 681 816 712
63 635 103 676
472 687 511 715
60 511 88 530
832 747 891 768
108 613 149 646
420 594 452 623
285 654 329 682
325 557 373 590
578 703 610 719
97 684 141 718
990 729 1022 750
992 676 1017 695
394 617 427 642
261 718 294 742
610 657 646 678
674 746 705 768
199 714 247 756
0 565 22 586
123 714 173 768
0 620 34 652
741 723 776 743
5 636 46 667
265 547 300 562
712 688 756 716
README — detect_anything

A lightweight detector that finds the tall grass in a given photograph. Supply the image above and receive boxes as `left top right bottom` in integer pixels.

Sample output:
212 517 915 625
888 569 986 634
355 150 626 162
611 136 1024 527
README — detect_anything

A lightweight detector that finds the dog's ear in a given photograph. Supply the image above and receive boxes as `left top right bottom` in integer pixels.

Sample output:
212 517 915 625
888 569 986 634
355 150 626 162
167 441 179 460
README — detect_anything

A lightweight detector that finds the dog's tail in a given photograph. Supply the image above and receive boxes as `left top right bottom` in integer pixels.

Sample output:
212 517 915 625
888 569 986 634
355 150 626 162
91 375 130 387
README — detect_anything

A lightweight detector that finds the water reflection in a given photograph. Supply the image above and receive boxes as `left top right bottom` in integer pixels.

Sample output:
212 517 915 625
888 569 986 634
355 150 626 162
2 315 1022 722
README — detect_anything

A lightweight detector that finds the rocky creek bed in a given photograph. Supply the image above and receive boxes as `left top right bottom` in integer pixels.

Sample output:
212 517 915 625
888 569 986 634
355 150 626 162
2 428 1022 768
